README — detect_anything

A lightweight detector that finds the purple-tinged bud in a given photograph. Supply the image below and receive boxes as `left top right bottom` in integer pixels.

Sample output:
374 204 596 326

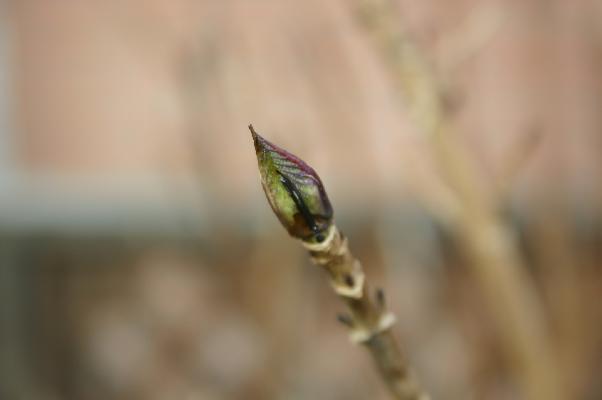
249 124 333 242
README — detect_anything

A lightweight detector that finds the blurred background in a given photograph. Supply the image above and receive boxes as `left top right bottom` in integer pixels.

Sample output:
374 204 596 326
1 0 601 399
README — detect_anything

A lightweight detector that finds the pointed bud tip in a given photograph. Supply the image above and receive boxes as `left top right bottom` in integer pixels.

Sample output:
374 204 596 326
248 125 333 241
248 124 261 152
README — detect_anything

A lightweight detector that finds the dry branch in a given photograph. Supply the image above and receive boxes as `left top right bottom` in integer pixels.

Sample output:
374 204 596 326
352 1 567 399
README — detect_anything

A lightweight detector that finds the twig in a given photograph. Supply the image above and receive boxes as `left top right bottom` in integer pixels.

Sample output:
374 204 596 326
304 225 429 400
435 2 506 76
495 127 542 199
352 1 567 399
250 125 429 400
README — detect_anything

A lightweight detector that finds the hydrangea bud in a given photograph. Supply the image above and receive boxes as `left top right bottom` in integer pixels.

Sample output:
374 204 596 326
250 125 333 242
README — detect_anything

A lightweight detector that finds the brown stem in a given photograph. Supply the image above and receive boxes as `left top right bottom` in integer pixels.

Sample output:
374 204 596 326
303 226 429 400
353 1 567 398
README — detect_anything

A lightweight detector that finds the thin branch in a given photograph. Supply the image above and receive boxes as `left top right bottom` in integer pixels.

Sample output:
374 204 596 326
435 2 506 76
352 1 567 399
304 225 429 400
251 125 429 400
495 127 542 199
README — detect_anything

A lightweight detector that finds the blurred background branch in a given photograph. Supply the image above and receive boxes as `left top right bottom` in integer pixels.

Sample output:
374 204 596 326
353 1 589 399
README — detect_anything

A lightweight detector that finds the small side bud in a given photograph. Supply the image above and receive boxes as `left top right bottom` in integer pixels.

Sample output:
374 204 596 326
250 124 333 242
337 313 355 328
375 288 386 308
